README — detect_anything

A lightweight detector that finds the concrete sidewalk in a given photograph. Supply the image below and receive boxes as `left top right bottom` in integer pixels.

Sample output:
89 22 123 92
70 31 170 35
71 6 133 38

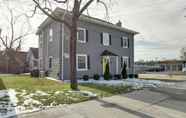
16 89 186 118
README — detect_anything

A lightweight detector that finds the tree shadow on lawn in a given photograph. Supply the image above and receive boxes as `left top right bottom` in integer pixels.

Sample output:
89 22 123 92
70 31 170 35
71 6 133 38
95 99 154 118
80 83 131 96
0 78 17 118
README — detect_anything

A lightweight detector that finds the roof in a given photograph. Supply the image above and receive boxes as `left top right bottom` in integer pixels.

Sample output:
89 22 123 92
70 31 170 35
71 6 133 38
101 50 118 56
37 8 138 35
30 48 38 59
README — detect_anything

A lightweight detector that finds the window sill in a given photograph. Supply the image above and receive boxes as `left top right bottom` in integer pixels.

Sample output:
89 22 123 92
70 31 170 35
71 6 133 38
77 68 88 71
78 41 86 43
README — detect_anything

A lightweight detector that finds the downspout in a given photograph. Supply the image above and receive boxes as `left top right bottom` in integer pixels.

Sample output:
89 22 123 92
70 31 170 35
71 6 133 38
59 23 63 80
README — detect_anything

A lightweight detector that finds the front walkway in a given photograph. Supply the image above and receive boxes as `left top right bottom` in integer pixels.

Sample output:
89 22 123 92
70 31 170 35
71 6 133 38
17 89 186 118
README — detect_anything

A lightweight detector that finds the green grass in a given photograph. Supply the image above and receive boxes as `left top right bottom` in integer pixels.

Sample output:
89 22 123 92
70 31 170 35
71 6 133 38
0 75 132 108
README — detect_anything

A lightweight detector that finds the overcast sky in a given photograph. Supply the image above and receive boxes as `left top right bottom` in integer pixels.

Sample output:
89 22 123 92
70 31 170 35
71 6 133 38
0 0 186 61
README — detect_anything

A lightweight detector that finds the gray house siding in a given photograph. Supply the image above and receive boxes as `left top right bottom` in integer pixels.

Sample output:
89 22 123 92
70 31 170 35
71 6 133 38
39 19 135 80
62 21 134 79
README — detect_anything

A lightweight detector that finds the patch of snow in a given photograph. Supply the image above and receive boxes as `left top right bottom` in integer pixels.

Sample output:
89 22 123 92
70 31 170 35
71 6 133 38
23 98 41 106
35 90 49 96
68 90 97 98
46 77 61 82
55 91 64 95
64 78 175 89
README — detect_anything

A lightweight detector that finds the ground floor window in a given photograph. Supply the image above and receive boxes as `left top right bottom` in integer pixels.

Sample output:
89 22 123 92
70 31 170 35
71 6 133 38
49 56 53 69
76 54 88 71
121 56 129 68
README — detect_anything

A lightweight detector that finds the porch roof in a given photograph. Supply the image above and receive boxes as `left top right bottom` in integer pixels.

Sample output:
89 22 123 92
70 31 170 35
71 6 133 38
100 50 118 56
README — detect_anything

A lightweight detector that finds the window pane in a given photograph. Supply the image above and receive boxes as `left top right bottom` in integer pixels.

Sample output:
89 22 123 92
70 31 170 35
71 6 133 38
49 28 53 42
103 33 109 46
78 56 86 69
123 37 128 48
78 29 84 42
123 57 128 68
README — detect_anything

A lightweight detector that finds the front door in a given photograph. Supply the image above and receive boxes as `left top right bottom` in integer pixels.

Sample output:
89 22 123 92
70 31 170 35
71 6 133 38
102 56 110 74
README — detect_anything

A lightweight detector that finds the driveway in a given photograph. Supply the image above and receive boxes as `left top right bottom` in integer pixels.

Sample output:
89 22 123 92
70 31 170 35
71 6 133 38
16 87 186 118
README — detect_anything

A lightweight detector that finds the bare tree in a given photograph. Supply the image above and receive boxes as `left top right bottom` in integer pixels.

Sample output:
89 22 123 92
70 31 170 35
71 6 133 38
0 6 31 73
0 7 31 51
32 0 109 90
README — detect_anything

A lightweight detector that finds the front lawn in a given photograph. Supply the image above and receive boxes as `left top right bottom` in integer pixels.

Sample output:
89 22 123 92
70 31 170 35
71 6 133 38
0 75 132 116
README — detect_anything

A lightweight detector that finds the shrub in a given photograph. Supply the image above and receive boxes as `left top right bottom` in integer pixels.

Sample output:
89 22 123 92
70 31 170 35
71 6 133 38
31 69 39 77
114 74 121 80
83 75 89 81
104 63 111 80
93 74 100 80
128 74 133 78
121 63 127 79
134 74 138 78
45 71 49 77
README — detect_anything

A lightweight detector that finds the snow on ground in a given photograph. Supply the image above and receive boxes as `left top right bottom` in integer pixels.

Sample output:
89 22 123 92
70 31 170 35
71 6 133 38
0 89 97 118
0 89 49 118
65 78 175 89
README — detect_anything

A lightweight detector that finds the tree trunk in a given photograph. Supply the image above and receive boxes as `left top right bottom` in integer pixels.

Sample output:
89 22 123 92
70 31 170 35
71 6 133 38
69 16 78 90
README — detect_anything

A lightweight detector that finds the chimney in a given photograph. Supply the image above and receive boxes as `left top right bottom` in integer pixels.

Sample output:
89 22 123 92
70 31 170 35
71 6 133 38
116 20 122 27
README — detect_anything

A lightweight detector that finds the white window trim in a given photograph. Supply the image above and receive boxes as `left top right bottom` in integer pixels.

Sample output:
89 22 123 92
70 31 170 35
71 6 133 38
122 36 128 48
122 56 129 69
77 27 86 43
49 27 53 42
103 32 110 46
76 54 88 71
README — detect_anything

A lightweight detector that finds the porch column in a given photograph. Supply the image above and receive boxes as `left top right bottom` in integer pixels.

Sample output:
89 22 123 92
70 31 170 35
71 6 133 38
116 56 119 74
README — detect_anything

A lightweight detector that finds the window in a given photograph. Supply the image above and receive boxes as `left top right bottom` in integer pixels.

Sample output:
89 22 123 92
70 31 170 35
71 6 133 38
49 56 53 69
101 32 111 46
77 28 87 43
49 27 53 42
121 56 129 68
121 36 129 48
39 31 43 47
76 54 88 71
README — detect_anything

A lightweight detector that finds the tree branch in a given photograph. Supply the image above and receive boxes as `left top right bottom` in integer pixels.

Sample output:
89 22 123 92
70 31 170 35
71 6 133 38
32 0 71 29
53 0 68 3
79 0 94 15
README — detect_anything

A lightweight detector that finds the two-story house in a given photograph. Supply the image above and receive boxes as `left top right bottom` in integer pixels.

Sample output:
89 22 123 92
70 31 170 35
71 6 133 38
37 8 138 80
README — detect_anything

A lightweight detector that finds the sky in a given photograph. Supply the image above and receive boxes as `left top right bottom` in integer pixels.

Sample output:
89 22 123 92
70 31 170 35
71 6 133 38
0 0 186 61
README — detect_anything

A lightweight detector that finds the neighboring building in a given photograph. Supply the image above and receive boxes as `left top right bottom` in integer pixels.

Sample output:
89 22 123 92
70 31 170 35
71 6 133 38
37 8 138 79
134 61 162 74
135 60 186 74
180 48 186 60
26 48 39 71
0 50 28 74
159 60 186 72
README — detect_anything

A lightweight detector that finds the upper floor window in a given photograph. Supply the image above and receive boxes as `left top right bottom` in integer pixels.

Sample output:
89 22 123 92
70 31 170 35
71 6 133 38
121 56 129 69
76 54 88 71
49 27 53 42
121 36 129 48
101 32 111 46
39 32 43 46
77 28 87 43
